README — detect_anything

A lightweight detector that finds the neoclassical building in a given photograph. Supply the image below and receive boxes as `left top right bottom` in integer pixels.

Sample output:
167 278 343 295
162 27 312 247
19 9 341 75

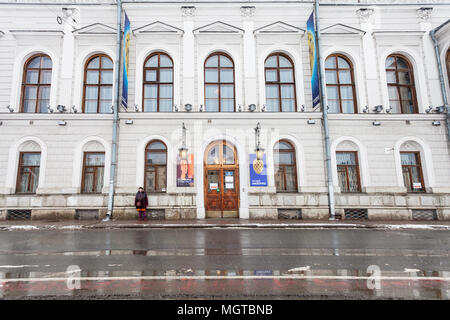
0 0 449 221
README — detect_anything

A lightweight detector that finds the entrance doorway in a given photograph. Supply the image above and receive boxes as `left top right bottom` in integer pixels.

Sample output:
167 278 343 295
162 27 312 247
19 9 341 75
204 140 239 218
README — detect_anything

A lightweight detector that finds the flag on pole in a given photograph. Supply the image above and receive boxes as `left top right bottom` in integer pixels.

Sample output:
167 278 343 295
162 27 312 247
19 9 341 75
307 11 320 108
121 11 130 109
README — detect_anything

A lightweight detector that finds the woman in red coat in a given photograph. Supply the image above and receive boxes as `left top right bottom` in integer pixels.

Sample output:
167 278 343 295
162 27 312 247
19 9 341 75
135 187 149 221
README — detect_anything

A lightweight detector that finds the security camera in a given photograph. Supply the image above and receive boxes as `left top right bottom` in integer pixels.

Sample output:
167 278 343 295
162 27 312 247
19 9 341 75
434 105 446 113
373 105 383 113
57 105 66 113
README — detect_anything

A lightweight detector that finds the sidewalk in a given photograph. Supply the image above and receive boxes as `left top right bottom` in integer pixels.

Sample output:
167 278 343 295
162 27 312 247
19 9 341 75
1 218 450 231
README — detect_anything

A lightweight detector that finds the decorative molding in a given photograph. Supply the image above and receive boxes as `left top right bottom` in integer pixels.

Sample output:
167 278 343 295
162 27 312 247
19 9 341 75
416 7 433 21
356 8 374 22
240 6 256 17
372 30 426 39
321 23 365 37
133 21 183 35
72 23 116 36
193 21 244 35
9 29 64 37
181 6 196 17
254 21 305 35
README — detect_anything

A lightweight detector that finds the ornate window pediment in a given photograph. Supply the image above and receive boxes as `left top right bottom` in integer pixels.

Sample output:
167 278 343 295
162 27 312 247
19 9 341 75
133 21 183 35
73 23 116 36
254 21 305 35
321 24 365 37
193 21 243 35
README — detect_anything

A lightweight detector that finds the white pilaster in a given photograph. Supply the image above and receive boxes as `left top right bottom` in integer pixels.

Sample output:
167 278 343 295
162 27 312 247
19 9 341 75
241 6 257 108
181 6 196 110
357 8 379 110
59 8 78 109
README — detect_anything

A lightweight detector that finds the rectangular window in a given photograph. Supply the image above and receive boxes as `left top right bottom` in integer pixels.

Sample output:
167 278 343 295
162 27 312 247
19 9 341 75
16 152 41 194
82 152 105 193
336 151 361 192
401 152 425 192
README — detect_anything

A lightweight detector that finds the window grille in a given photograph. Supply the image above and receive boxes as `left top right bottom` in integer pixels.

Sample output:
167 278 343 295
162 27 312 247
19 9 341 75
7 209 31 220
411 209 437 221
344 208 368 220
278 209 302 219
75 209 99 220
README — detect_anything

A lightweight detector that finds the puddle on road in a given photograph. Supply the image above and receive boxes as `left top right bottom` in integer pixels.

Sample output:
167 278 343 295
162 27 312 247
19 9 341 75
0 268 449 299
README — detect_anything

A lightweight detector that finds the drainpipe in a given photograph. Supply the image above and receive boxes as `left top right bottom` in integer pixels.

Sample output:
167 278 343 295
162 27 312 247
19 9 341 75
315 0 336 220
104 0 122 221
430 25 450 142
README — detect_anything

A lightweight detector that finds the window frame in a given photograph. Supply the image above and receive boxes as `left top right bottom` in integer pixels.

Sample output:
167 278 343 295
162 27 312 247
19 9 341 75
400 151 425 193
203 52 236 112
385 54 418 114
142 52 174 112
20 54 52 113
264 52 297 112
336 151 362 193
82 54 113 113
273 140 298 192
16 152 41 194
325 54 358 113
144 140 168 193
81 152 105 194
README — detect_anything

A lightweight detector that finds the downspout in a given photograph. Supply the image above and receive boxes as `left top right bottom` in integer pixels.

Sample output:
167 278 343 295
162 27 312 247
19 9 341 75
315 0 336 220
104 0 122 221
430 26 450 141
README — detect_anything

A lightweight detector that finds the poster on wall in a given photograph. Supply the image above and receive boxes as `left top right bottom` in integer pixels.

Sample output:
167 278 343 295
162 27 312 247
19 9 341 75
249 153 268 187
177 154 194 187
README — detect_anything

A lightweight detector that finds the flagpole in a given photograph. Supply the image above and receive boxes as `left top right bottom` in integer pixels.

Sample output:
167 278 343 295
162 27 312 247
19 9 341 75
314 0 336 220
104 0 122 221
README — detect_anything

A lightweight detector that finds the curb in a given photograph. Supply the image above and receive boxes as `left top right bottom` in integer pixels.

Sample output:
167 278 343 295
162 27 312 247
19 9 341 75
1 223 450 231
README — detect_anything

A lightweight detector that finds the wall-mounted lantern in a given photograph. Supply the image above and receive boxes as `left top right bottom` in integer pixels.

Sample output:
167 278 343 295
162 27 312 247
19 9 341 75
254 122 264 160
178 122 188 159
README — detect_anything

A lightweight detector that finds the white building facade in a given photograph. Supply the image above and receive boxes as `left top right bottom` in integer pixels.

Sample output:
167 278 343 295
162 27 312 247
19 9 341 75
0 0 449 221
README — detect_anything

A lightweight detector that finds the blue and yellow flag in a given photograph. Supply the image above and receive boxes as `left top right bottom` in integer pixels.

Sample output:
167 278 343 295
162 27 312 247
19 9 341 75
307 11 320 108
121 12 130 109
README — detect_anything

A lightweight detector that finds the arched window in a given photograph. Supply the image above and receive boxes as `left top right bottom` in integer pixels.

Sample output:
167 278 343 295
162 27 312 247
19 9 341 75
273 140 297 192
204 53 235 112
264 53 296 112
325 54 357 113
385 54 418 114
21 54 52 113
336 151 361 192
82 54 113 113
143 52 173 112
145 140 167 192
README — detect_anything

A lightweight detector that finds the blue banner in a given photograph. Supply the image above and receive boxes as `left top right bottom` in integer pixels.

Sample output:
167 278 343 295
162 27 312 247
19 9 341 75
121 12 130 109
307 11 320 108
249 154 268 187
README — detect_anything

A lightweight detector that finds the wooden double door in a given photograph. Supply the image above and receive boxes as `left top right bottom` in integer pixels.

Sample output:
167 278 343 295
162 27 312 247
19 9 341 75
204 141 239 218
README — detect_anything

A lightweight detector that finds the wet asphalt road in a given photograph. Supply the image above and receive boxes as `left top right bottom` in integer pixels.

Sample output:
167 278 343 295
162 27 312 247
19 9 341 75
0 228 449 299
